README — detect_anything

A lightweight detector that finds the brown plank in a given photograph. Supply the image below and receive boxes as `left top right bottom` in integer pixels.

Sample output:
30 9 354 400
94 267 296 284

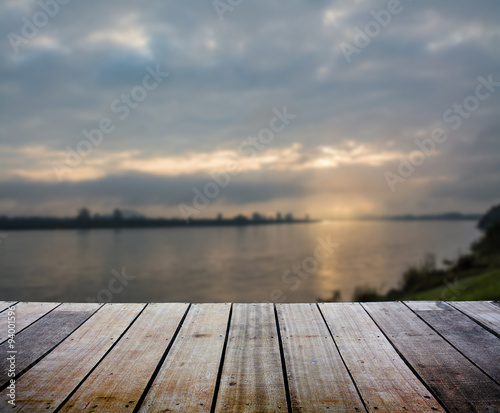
277 303 365 412
406 301 500 383
363 301 500 412
214 303 288 412
0 302 60 344
0 303 101 389
0 302 17 313
55 303 187 412
320 303 442 412
448 301 500 336
138 303 230 412
1 303 144 412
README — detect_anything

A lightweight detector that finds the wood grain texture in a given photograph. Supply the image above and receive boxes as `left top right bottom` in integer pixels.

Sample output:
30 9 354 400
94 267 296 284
59 303 188 412
0 301 497 413
448 301 500 336
1 303 144 412
139 303 230 412
277 303 365 412
363 301 500 412
215 303 288 412
0 302 17 313
320 303 442 412
0 303 101 389
0 302 60 344
406 301 500 383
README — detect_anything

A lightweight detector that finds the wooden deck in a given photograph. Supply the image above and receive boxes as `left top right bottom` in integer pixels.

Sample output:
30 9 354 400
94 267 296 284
1 301 499 412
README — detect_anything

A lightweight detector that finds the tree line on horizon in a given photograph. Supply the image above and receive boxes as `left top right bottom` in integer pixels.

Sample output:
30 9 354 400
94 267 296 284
0 208 311 230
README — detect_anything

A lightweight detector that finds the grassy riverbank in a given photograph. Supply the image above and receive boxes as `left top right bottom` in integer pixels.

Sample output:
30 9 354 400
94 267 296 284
354 222 500 302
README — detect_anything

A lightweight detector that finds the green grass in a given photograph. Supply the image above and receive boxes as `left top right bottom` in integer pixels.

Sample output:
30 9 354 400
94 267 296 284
403 269 500 301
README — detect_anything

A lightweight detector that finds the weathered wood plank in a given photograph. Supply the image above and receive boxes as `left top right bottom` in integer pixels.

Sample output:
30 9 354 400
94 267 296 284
277 303 365 412
320 303 442 412
138 303 230 412
448 301 500 336
0 302 17 313
0 303 101 389
0 302 60 344
406 301 500 383
57 303 187 412
214 303 288 412
1 303 144 412
363 301 500 412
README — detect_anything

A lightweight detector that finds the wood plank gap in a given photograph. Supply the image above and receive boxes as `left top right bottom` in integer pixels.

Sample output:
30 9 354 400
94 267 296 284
0 302 18 313
447 301 500 339
214 303 288 412
0 303 103 392
210 303 234 413
0 302 62 345
316 303 369 413
53 304 149 413
403 301 500 386
363 302 500 412
273 304 293 413
132 303 192 413
359 302 451 413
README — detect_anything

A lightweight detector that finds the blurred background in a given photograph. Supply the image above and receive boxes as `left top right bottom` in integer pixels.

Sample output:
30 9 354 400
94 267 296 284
0 0 499 302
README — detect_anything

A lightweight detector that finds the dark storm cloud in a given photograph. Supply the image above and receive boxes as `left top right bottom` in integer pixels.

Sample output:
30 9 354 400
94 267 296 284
0 171 305 207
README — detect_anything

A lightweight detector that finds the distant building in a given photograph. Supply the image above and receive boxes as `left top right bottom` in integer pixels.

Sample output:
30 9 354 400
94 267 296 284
276 212 282 221
305 214 310 221
233 214 249 223
113 209 123 221
284 213 293 221
217 213 223 221
252 212 264 221
77 208 91 222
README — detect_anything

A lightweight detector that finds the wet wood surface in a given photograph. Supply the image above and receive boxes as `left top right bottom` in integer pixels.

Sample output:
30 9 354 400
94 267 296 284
0 301 498 412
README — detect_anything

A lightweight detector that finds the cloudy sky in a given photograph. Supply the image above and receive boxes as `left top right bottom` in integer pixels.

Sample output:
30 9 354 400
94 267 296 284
1 0 499 219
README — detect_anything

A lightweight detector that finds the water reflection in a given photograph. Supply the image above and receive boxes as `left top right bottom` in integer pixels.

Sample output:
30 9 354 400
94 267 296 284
0 221 480 302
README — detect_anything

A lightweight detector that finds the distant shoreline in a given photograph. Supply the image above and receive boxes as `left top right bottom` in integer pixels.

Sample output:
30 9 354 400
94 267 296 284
0 213 482 231
330 213 482 222
0 217 318 231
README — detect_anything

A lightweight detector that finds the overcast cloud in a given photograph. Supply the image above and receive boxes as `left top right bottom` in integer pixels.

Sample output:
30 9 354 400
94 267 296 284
1 0 499 218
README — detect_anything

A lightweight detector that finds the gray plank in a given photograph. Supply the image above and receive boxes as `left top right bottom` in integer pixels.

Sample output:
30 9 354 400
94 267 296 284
277 303 365 412
0 303 101 389
320 303 442 412
406 301 500 383
1 304 144 412
363 302 500 412
448 301 500 336
0 302 60 344
215 303 288 412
